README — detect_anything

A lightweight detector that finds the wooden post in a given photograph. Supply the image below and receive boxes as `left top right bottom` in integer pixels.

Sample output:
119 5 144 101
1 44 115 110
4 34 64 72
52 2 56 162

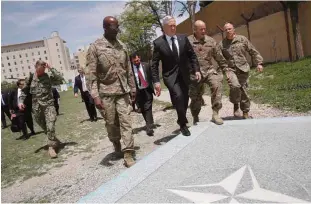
280 1 293 61
217 25 224 40
241 13 254 41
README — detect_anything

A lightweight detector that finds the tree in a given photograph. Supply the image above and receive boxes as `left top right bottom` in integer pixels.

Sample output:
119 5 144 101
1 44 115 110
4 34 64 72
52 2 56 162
281 1 304 60
177 0 197 32
119 1 157 55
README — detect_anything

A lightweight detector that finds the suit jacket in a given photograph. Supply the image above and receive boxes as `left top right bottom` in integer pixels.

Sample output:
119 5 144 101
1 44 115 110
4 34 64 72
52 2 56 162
52 88 60 105
1 91 10 107
74 75 87 95
9 88 32 112
131 62 154 94
151 34 200 89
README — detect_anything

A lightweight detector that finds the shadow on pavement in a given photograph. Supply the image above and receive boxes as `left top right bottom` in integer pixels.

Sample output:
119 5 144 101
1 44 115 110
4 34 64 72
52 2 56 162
154 129 179 145
100 146 140 167
34 141 78 154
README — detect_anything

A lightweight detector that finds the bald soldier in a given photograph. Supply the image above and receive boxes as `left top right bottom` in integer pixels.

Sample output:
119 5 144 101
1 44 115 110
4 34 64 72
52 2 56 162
188 20 229 125
219 22 263 119
85 16 136 167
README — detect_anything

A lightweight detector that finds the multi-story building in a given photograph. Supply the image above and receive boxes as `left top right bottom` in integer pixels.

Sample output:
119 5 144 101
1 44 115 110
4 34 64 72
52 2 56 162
72 46 89 70
1 31 74 83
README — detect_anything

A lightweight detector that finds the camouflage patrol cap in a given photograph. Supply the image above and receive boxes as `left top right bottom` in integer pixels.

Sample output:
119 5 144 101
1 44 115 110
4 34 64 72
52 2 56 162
35 60 46 68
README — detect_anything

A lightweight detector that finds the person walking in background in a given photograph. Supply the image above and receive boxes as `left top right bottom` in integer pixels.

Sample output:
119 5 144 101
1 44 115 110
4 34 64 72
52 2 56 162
130 52 155 136
1 90 11 129
74 68 98 122
52 87 60 115
9 79 35 140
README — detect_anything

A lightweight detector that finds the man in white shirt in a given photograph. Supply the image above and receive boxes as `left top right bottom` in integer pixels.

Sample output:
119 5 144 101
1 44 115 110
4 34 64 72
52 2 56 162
9 79 35 139
130 53 155 136
74 68 98 122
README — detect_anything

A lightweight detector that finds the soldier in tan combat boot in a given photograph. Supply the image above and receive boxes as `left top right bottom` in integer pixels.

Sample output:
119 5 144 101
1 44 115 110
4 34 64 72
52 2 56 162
19 61 64 158
85 16 136 168
219 23 264 119
188 20 229 125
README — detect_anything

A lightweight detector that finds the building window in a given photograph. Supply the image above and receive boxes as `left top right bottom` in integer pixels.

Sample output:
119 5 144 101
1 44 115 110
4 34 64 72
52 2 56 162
1 63 3 67
33 59 35 62
58 55 60 58
59 61 62 64
22 66 24 70
7 56 9 60
16 68 18 71
14 62 17 65
21 61 23 64
32 52 34 56
2 70 5 73
26 53 28 57
8 63 11 66
57 49 59 52
23 73 26 76
9 69 12 72
5 76 7 79
74 56 78 59
11 75 13 78
17 74 19 77
45 57 48 60
56 43 58 46
44 50 47 54
13 55 16 59
38 51 40 55
28 66 31 69
19 54 22 58
27 60 29 63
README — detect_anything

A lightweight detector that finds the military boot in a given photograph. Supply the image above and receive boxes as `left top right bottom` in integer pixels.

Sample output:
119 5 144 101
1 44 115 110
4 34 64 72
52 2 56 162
124 150 135 168
243 112 251 119
233 104 241 117
193 115 199 125
48 147 57 158
212 110 224 125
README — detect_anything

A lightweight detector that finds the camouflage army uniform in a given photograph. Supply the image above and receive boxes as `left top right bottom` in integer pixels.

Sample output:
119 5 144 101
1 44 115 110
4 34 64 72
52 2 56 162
188 35 228 123
218 35 263 113
85 36 136 152
19 68 63 148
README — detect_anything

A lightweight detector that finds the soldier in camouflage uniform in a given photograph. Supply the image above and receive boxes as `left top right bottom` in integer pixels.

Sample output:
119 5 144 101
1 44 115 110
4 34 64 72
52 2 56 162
85 16 137 168
19 60 64 158
188 20 229 125
219 23 264 119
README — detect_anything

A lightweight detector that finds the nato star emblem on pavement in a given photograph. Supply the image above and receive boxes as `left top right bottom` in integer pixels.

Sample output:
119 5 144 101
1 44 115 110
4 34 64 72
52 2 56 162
167 165 309 203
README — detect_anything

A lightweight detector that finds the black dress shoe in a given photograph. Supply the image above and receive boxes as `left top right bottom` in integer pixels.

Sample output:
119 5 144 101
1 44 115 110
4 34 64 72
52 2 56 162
146 125 154 136
94 117 98 122
90 118 94 122
180 125 191 136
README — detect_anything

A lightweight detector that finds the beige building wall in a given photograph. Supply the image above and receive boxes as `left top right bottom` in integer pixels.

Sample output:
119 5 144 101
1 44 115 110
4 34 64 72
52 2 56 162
73 46 88 70
299 1 311 57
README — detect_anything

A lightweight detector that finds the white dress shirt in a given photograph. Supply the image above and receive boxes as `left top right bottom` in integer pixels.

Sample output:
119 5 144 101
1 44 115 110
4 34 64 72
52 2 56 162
165 34 179 56
17 88 22 105
133 64 147 89
1 94 5 106
80 74 88 92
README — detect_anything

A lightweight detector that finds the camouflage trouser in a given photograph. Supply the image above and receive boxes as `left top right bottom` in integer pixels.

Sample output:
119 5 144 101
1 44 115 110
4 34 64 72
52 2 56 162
189 72 223 117
225 68 250 113
32 102 59 147
99 94 134 151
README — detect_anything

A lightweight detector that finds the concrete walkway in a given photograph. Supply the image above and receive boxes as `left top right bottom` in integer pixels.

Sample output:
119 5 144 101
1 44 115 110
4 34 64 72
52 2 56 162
78 116 311 203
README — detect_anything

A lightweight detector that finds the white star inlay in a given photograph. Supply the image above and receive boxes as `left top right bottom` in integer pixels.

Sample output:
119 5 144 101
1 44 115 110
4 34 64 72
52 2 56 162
167 165 309 203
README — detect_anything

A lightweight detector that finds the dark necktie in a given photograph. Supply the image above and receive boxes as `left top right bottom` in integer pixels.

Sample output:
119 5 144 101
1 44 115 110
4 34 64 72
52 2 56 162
137 66 148 88
171 36 179 60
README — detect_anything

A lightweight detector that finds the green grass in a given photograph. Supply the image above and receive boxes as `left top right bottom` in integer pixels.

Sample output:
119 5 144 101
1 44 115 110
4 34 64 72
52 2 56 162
1 91 108 188
219 57 311 112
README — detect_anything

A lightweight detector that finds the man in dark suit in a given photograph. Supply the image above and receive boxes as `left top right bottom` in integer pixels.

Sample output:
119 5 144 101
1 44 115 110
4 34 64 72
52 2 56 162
52 87 60 115
9 79 35 139
1 90 11 129
130 52 155 136
151 16 201 136
74 68 97 121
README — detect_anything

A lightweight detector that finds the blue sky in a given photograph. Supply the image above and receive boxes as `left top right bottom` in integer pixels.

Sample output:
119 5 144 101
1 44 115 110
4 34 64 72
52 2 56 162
1 1 197 56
